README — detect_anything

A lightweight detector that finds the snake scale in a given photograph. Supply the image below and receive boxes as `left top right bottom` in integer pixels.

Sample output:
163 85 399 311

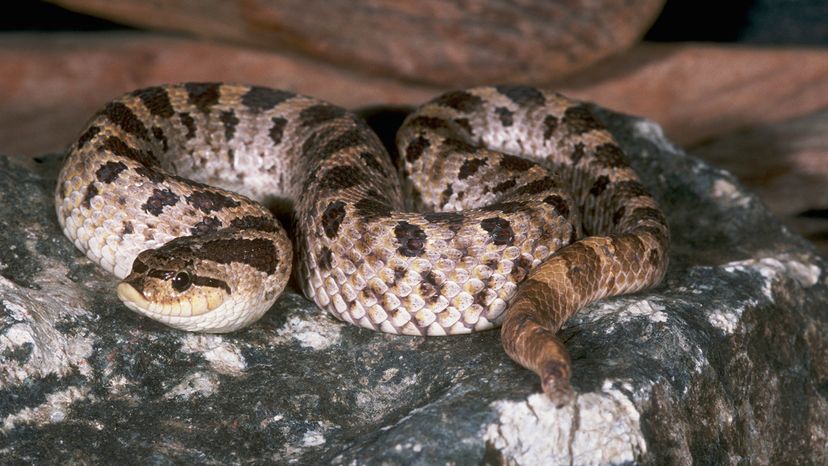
55 83 669 402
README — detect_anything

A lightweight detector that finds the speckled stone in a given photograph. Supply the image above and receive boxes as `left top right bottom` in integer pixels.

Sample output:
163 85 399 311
1 107 826 464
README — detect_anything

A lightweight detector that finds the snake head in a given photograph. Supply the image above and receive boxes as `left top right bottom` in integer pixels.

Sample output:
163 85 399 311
116 240 234 332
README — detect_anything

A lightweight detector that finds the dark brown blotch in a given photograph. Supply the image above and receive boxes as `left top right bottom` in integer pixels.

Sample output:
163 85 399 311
543 115 559 140
101 136 159 167
192 276 231 294
300 104 346 127
100 101 150 141
571 142 586 165
422 211 464 233
589 176 610 196
354 198 393 220
496 107 514 127
319 128 364 159
543 194 570 219
394 221 427 257
123 221 134 235
82 182 98 208
241 86 294 112
493 178 517 194
269 117 287 145
220 110 239 141
480 217 514 246
321 201 347 239
495 85 546 107
134 86 175 118
592 143 627 168
407 116 450 131
514 177 556 196
405 136 430 163
178 112 196 139
316 165 360 191
499 154 534 172
190 216 222 236
151 126 169 152
454 118 472 135
95 161 127 183
142 188 179 216
458 158 487 180
358 151 388 176
432 90 484 113
614 180 650 198
135 165 165 184
230 215 278 232
318 246 333 271
185 82 221 114
77 126 101 149
199 237 279 274
563 104 603 135
186 190 240 213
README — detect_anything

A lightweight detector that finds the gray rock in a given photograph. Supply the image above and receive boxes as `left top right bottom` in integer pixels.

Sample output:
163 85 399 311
1 108 826 465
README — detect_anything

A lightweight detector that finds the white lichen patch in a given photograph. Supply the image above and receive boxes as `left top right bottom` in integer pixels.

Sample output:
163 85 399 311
707 254 821 334
572 298 668 330
632 119 682 156
711 178 752 208
272 314 342 351
484 381 646 465
164 371 220 400
0 276 95 387
301 429 326 447
1 386 90 433
179 334 247 375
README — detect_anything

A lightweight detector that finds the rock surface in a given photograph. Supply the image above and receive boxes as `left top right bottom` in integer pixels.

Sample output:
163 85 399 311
47 0 664 86
1 107 826 464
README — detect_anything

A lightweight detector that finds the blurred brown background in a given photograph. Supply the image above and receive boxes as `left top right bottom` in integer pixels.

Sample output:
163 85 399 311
2 0 826 254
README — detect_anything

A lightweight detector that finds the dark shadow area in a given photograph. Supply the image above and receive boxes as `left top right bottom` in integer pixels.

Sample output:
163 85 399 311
0 1 130 31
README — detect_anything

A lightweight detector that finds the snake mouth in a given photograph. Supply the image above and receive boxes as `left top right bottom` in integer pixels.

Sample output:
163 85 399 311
116 282 224 318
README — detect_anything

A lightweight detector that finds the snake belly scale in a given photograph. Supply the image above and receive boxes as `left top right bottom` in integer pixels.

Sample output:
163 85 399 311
56 83 669 400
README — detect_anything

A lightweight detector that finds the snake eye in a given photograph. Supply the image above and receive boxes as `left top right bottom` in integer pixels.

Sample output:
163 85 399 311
172 272 191 292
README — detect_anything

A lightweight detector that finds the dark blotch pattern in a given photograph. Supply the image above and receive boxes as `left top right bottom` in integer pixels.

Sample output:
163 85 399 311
151 126 169 152
499 154 534 172
613 207 626 225
496 107 514 127
359 151 387 176
613 180 650 198
563 105 602 135
319 128 364 159
496 85 546 107
405 136 430 163
220 110 239 141
135 166 165 184
269 117 287 145
300 104 346 127
571 142 586 165
317 165 361 191
230 215 278 232
543 115 559 140
423 212 464 233
493 178 517 194
77 126 101 149
453 118 472 135
407 116 450 131
432 90 484 113
123 221 134 235
95 161 127 183
458 158 487 180
190 216 222 236
101 102 150 141
142 188 179 216
186 190 240 213
354 198 393 220
514 177 556 196
543 194 570 219
82 182 98 208
102 136 159 167
200 238 279 274
590 175 610 196
134 86 175 118
179 113 196 139
593 143 627 168
318 246 333 271
191 276 231 294
242 86 294 112
185 83 220 113
321 201 347 239
394 221 427 257
480 217 514 246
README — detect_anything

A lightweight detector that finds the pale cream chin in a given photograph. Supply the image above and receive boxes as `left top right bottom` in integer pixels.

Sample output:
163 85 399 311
116 283 270 333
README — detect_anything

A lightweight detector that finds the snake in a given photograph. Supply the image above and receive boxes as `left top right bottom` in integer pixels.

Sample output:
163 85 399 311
55 83 669 402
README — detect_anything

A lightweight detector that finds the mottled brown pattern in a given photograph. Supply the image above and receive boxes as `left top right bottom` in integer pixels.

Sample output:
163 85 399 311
57 84 668 402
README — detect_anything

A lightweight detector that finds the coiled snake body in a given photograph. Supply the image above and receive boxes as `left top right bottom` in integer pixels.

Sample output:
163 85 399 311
56 84 669 401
